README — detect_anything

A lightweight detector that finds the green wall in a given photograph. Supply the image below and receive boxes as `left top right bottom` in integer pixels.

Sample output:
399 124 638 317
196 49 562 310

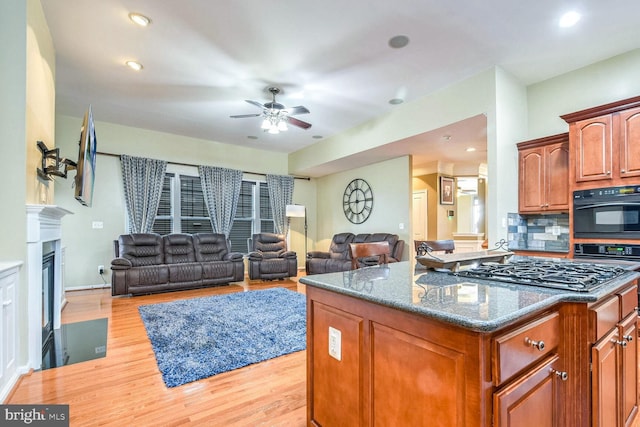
54 116 313 286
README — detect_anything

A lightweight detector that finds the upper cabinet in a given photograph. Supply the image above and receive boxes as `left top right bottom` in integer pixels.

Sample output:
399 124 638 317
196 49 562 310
517 133 570 214
561 96 640 189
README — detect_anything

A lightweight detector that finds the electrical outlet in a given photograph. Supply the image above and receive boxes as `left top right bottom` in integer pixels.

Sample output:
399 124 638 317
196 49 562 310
328 326 342 361
98 265 105 275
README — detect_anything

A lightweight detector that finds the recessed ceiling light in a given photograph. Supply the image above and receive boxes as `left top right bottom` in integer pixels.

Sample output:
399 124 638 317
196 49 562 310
388 35 410 49
466 147 476 152
125 60 143 71
247 135 258 140
129 12 151 27
559 11 581 28
312 135 323 139
389 98 404 105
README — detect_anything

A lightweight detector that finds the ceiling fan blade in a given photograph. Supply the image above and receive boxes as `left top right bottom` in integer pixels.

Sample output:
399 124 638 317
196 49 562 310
245 99 266 109
230 113 262 118
285 116 312 129
285 106 310 115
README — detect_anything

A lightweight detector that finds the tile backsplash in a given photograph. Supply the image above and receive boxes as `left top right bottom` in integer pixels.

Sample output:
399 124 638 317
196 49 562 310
507 213 570 252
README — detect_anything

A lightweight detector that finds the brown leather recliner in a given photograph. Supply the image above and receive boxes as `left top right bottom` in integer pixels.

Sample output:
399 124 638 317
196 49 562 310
247 233 297 280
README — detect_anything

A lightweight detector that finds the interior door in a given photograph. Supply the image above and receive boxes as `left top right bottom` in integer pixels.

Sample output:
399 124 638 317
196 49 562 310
412 190 428 243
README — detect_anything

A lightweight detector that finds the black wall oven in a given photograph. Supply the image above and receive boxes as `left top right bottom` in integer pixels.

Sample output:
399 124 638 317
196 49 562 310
573 185 640 239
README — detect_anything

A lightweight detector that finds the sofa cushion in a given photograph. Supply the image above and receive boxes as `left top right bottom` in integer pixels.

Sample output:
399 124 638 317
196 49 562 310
163 234 196 264
193 233 230 262
251 233 287 258
119 233 164 267
329 233 355 260
126 264 169 287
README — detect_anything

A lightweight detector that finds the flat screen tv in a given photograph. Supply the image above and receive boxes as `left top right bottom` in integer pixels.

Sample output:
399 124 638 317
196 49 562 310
74 105 97 207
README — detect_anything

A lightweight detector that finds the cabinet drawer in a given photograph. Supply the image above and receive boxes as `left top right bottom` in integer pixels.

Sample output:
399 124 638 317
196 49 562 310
493 312 560 386
590 295 620 342
618 284 638 318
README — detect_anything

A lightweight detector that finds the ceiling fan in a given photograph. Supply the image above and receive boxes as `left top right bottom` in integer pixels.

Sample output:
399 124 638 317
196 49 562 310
230 87 312 133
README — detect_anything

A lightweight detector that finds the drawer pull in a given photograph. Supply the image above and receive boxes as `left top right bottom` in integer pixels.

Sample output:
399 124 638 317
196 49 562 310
550 369 568 381
623 335 634 342
612 339 628 347
525 337 545 351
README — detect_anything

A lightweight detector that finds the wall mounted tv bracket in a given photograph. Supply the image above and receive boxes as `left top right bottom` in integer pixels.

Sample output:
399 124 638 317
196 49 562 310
37 140 77 180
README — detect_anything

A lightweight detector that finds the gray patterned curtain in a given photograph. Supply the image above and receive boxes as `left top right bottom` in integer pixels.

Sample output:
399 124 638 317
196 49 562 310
198 165 242 237
266 174 294 235
120 155 167 233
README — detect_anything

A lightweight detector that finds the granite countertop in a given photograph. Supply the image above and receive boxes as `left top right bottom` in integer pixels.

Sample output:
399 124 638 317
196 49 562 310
299 260 639 333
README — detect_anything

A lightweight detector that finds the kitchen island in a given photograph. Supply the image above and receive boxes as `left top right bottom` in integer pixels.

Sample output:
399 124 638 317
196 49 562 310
300 260 639 427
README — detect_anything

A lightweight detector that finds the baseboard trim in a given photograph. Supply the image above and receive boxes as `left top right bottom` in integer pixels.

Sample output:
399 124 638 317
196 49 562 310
1 365 29 403
65 283 110 291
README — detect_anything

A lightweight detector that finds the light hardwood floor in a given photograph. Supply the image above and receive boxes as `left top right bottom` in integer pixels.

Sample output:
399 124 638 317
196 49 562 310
7 278 307 427
7 276 640 426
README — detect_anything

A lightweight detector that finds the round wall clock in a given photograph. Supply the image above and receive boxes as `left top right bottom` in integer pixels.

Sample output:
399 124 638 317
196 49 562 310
343 178 374 224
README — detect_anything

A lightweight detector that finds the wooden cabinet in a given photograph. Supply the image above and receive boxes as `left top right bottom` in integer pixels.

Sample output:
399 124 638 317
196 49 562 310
307 286 489 427
561 97 640 189
517 133 569 213
306 278 638 427
618 107 640 180
493 355 563 427
0 263 20 401
492 312 565 426
590 285 638 427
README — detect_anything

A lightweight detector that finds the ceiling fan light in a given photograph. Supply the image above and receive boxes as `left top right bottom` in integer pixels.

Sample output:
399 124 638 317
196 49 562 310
129 12 151 27
268 126 280 134
277 120 288 131
261 119 271 130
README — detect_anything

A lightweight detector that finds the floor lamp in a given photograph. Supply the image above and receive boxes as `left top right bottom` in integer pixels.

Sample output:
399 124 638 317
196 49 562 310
286 204 307 257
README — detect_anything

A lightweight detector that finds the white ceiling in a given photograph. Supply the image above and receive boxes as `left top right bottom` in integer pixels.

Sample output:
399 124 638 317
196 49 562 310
41 1 640 176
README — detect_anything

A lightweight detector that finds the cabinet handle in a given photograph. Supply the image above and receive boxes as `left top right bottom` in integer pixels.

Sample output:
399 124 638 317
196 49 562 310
606 171 611 175
2 300 10 307
623 335 634 342
550 369 568 381
525 337 545 351
621 169 626 173
612 339 628 347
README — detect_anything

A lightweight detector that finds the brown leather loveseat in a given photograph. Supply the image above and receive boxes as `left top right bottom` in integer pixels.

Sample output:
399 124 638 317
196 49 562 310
111 233 244 296
306 232 404 275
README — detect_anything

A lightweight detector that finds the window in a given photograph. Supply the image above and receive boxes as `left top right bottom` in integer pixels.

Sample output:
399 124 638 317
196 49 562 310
151 174 274 253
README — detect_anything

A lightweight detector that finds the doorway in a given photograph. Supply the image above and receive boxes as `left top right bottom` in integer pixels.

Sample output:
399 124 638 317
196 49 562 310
412 190 428 242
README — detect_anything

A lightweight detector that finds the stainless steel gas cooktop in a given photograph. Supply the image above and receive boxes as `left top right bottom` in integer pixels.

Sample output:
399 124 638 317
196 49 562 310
452 259 628 292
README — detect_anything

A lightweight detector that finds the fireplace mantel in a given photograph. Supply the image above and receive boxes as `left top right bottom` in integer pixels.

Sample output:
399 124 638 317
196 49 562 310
26 204 73 370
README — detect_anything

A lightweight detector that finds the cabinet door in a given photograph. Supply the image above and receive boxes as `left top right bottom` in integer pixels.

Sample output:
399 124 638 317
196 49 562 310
573 115 613 182
308 301 363 427
619 314 638 427
592 328 620 427
493 355 563 427
545 143 570 211
519 147 545 213
618 106 640 179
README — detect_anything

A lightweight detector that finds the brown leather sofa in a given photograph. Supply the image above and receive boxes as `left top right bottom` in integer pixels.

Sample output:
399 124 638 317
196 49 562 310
306 232 404 275
111 233 244 296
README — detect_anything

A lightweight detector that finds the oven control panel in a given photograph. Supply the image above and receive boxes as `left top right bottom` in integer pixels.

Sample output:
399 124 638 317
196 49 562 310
574 243 640 259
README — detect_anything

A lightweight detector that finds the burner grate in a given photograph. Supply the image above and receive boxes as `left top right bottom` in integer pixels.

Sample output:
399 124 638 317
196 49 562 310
453 260 627 292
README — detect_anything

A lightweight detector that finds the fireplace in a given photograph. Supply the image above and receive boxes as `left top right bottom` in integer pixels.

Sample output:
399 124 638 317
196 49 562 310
41 244 55 361
26 205 73 370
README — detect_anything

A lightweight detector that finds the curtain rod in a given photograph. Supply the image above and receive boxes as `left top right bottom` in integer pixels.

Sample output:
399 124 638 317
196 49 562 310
96 151 311 181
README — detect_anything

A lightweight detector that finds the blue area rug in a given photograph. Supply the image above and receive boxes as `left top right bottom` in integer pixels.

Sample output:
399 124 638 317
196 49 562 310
138 287 306 387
